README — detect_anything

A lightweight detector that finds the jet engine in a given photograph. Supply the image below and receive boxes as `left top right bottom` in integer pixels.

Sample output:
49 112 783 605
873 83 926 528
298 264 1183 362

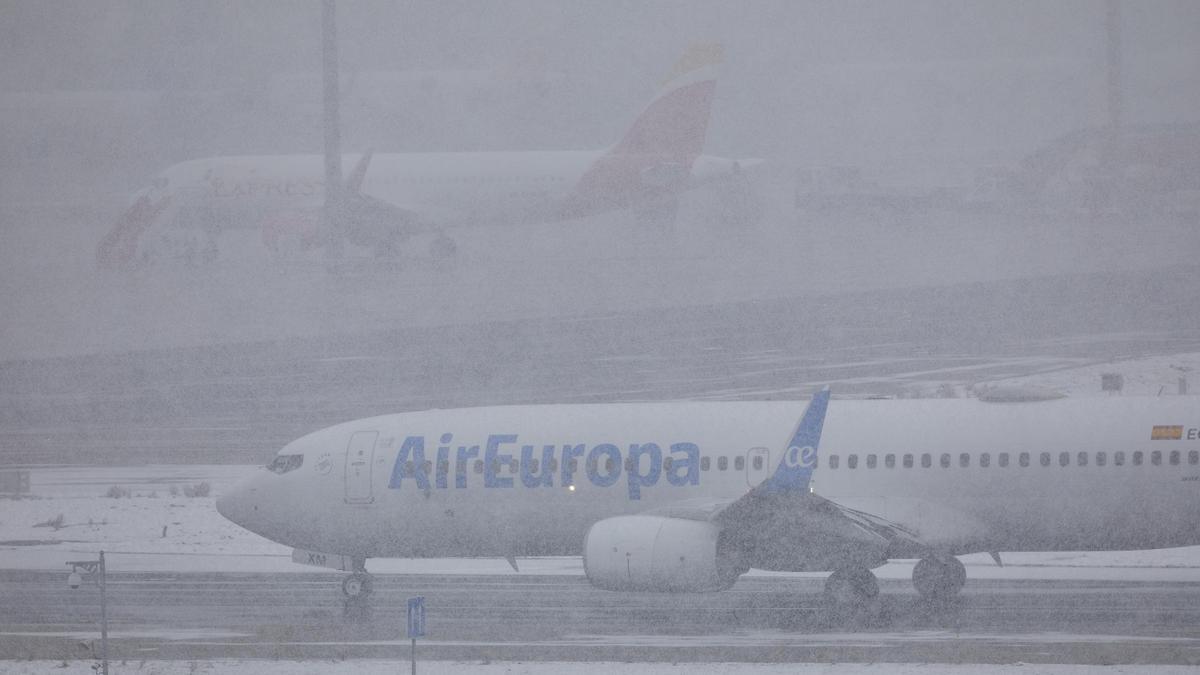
583 515 746 592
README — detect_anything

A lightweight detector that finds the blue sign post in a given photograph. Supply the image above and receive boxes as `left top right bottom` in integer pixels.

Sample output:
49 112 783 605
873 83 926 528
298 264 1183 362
407 596 425 674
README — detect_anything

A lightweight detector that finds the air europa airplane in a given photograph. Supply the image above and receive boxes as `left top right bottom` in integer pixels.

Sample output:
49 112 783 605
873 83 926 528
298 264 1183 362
97 43 757 269
217 389 1200 607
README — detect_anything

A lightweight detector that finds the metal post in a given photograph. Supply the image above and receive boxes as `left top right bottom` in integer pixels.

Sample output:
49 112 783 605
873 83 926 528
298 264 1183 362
321 0 344 255
1105 0 1123 134
99 550 108 675
411 636 417 675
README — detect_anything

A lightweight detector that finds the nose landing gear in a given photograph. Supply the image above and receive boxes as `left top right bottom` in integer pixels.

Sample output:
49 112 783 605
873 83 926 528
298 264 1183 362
342 557 374 598
342 572 373 598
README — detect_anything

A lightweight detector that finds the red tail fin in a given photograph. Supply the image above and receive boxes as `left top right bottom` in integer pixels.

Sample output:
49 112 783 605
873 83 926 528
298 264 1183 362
612 43 722 158
565 44 722 218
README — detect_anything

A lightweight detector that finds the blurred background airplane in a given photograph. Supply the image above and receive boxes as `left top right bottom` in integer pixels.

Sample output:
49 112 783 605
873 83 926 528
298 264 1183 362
97 44 760 270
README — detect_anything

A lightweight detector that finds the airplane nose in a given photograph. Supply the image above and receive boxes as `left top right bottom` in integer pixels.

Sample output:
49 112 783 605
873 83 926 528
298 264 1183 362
215 487 241 525
216 474 260 528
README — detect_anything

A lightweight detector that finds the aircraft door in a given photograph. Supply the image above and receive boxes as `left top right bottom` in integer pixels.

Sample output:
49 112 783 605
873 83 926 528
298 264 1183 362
745 446 771 487
344 431 379 504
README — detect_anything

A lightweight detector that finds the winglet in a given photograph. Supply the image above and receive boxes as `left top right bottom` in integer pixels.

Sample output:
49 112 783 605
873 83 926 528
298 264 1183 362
759 386 831 494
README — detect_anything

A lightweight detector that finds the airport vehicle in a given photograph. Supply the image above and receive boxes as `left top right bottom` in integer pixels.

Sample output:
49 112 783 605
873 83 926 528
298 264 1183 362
97 43 756 269
216 389 1200 607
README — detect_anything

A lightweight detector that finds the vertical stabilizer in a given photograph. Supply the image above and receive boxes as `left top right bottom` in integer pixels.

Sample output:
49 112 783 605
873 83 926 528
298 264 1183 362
564 43 722 218
612 42 722 159
759 387 831 494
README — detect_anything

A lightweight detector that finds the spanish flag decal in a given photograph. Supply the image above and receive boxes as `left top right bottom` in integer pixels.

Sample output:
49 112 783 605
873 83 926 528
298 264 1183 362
1151 425 1184 440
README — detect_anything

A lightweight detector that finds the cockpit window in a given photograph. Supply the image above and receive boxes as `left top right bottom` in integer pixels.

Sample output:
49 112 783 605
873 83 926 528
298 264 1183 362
267 454 304 474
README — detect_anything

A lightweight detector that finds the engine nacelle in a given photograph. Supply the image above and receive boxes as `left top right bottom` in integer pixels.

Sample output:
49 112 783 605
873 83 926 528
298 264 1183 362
583 515 744 592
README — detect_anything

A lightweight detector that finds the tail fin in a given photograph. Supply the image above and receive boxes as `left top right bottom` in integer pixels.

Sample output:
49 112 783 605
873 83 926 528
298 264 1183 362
612 42 722 159
759 387 831 494
563 44 721 219
97 192 170 270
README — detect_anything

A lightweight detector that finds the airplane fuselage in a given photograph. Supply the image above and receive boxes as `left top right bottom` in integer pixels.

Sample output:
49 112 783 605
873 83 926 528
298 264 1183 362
217 396 1200 566
146 150 743 232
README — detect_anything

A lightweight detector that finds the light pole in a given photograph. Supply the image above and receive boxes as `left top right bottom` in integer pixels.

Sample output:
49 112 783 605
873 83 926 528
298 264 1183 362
67 551 108 675
321 0 345 262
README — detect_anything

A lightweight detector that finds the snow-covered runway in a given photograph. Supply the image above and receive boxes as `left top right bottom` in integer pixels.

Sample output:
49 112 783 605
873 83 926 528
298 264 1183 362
3 464 1200 666
3 570 1200 666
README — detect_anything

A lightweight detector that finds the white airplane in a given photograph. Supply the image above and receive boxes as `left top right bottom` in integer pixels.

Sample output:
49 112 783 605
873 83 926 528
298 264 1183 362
98 43 756 269
217 389 1200 608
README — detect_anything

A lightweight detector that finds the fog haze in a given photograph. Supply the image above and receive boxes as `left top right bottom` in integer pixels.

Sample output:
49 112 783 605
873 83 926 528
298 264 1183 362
3 3 1200 670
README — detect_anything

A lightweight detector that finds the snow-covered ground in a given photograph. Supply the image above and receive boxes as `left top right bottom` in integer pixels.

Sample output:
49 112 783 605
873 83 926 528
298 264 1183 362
5 198 1198 360
979 350 1200 399
0 661 1195 674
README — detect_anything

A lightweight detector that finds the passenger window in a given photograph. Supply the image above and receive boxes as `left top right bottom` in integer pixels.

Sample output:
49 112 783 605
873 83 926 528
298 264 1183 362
903 454 913 468
980 453 990 468
423 460 433 474
1058 452 1069 467
847 454 858 469
491 459 503 474
1019 452 1030 467
474 459 484 474
664 457 674 471
885 454 895 469
456 460 467 475
1096 451 1106 466
1077 452 1087 467
437 459 449 473
753 455 763 471
625 457 636 472
1040 452 1051 467
1151 451 1162 466
998 452 1009 468
1115 451 1125 466
921 453 931 468
529 459 539 473
735 456 745 470
718 456 728 471
548 458 558 472
603 457 614 472
509 460 518 473
959 453 969 468
866 454 877 469
829 455 840 469
587 456 597 473
701 457 710 471
1169 451 1180 466
940 453 951 469
1190 450 1199 466
405 460 415 473
1133 451 1143 466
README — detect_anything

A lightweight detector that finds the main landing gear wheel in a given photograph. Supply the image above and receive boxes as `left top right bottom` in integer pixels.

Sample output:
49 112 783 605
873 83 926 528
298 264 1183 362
912 556 966 602
824 566 880 605
821 566 882 626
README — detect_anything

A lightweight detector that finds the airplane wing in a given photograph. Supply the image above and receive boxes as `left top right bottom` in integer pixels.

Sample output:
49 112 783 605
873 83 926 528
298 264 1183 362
642 388 931 573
